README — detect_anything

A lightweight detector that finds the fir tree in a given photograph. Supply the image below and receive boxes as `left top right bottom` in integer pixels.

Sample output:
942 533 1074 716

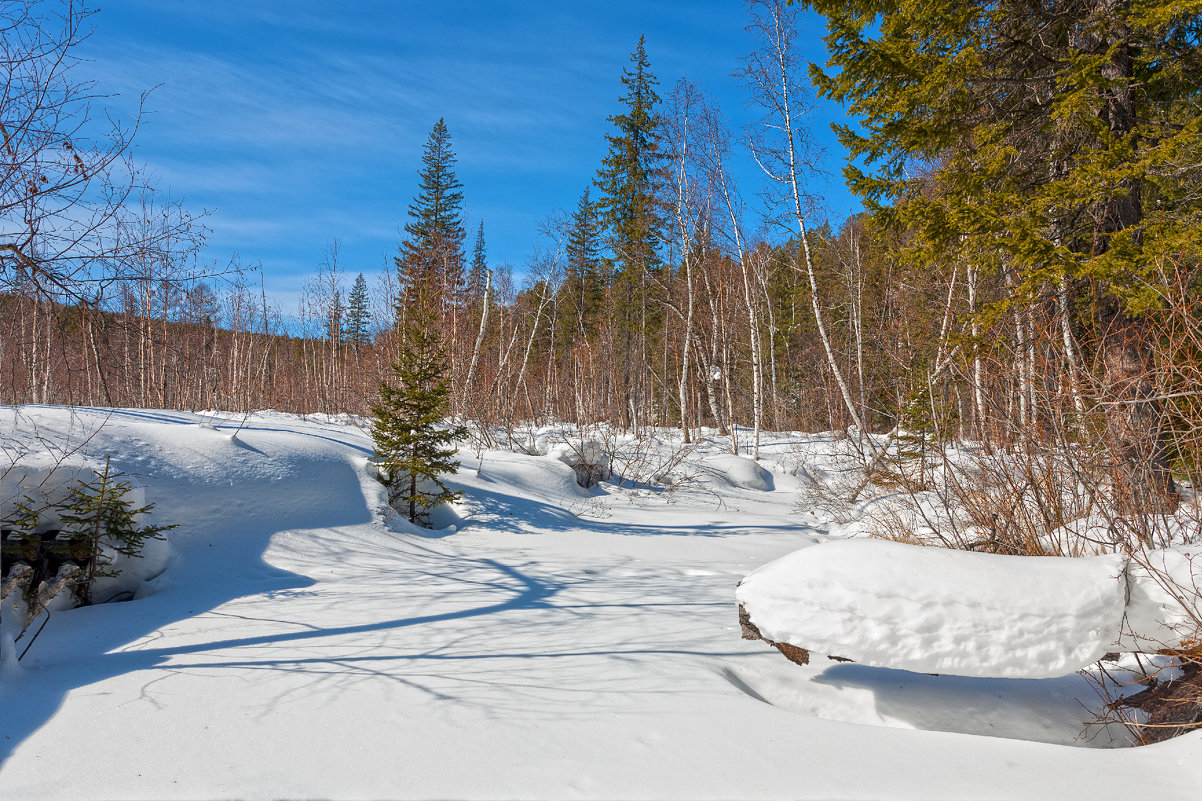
371 302 467 525
398 118 466 318
345 272 371 348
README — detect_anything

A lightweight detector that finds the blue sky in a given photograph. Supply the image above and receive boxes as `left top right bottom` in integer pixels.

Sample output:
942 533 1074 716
80 0 860 311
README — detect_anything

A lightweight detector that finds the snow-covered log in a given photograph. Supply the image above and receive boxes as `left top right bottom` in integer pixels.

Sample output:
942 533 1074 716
737 539 1202 679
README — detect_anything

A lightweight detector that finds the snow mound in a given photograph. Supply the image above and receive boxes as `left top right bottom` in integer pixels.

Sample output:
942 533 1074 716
737 539 1127 678
89 534 172 603
546 439 608 469
704 454 774 491
0 454 111 530
476 451 588 501
1119 547 1202 652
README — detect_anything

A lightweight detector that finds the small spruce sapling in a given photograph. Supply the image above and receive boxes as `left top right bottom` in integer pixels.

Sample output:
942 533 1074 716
59 457 176 604
371 305 467 525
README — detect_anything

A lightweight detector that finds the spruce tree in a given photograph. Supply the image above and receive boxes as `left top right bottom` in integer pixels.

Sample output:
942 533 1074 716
804 0 1202 515
398 118 466 317
371 299 467 525
564 187 605 334
345 272 371 348
468 221 488 303
595 35 665 276
593 35 668 425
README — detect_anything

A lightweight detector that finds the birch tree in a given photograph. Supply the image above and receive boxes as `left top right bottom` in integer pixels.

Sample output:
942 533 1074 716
740 0 878 459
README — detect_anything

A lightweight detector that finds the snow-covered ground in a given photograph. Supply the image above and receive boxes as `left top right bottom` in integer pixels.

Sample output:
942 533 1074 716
1 406 1200 800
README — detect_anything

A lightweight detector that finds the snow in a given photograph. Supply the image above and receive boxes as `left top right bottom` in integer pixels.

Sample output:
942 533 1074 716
737 539 1128 678
1 406 1201 800
546 437 609 471
703 453 775 491
738 539 1202 680
1120 547 1202 653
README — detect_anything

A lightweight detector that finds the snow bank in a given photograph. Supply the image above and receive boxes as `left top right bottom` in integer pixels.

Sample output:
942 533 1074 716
476 451 588 501
1 453 171 606
0 454 111 530
704 454 774 491
738 539 1128 678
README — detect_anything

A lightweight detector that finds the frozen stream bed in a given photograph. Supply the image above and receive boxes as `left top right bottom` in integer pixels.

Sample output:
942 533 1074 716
1 407 1199 800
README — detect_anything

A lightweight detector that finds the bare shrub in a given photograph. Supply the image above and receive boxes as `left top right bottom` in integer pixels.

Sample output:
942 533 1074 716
603 428 697 489
792 466 865 524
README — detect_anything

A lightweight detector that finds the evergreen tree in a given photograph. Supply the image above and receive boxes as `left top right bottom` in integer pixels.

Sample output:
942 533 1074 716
593 35 668 425
564 187 605 333
468 221 488 302
59 457 176 602
398 118 466 319
371 301 467 525
594 35 665 276
804 0 1202 515
345 272 371 348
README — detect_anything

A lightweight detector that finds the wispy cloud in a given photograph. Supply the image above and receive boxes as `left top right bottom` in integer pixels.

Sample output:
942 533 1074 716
71 0 859 307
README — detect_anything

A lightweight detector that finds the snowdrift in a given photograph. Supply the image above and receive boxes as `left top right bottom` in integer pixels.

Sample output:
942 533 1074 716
703 453 775 491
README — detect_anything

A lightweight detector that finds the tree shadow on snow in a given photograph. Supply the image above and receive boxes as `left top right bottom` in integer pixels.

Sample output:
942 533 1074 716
105 544 748 721
0 438 373 768
458 483 813 540
809 662 1130 747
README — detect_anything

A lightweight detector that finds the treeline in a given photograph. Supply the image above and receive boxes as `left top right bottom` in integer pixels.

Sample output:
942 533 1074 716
4 0 1202 521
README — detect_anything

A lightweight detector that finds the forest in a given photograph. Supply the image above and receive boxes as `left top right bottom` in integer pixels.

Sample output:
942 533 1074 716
5 1 1200 511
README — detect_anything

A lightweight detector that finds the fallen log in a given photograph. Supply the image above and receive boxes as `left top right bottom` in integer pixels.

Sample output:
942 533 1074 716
739 603 810 667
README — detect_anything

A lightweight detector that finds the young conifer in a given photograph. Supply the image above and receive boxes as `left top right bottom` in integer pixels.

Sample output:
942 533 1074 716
59 457 176 603
371 302 467 525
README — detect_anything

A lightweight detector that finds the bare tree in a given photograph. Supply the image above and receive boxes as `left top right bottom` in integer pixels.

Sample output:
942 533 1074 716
660 79 717 444
0 0 157 298
740 0 876 459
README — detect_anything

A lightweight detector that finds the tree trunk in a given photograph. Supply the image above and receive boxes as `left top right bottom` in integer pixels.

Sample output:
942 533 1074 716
1089 0 1177 519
